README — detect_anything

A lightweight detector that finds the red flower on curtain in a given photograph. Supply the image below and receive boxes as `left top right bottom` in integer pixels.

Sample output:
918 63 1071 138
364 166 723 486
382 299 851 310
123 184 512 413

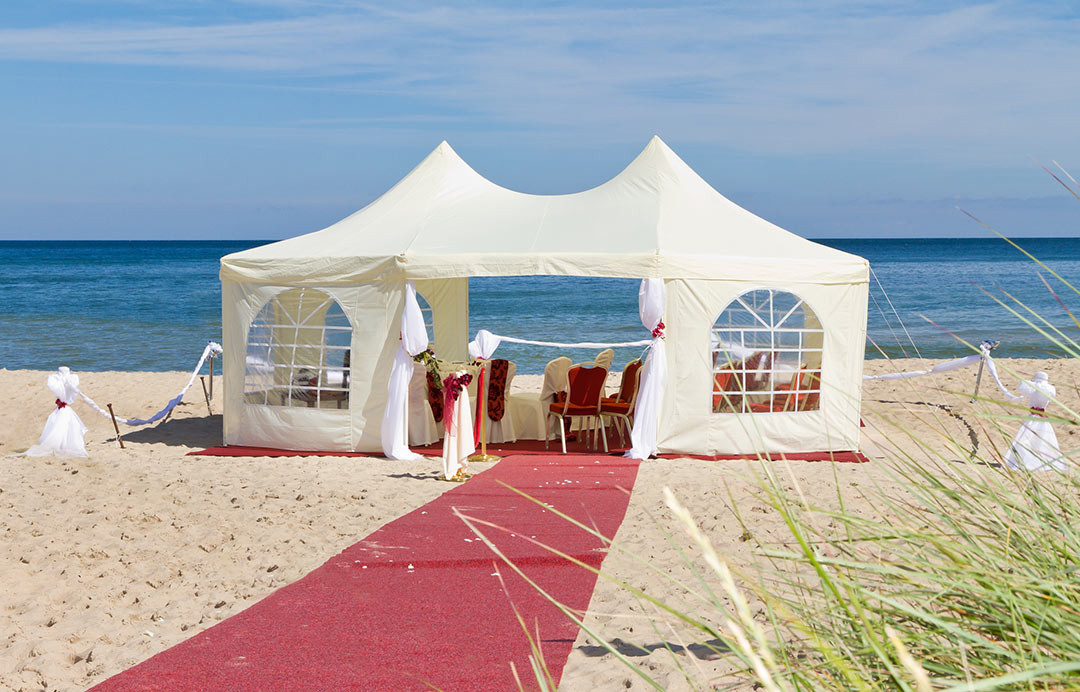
651 321 666 339
55 399 67 409
441 372 474 434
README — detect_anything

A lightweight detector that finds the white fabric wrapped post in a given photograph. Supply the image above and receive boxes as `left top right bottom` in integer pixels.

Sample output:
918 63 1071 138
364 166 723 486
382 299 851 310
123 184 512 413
627 278 667 460
441 371 476 480
381 281 431 460
1005 372 1068 472
18 367 88 458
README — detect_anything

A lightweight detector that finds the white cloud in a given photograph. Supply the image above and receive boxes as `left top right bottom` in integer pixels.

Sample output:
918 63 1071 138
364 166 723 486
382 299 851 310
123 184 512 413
0 2 1078 158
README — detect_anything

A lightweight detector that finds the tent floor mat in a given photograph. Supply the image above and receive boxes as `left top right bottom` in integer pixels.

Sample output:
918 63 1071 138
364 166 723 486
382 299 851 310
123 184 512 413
91 453 640 691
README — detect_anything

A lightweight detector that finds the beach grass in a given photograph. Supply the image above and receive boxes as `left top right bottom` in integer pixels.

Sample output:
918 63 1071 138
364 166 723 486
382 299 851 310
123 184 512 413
461 225 1080 690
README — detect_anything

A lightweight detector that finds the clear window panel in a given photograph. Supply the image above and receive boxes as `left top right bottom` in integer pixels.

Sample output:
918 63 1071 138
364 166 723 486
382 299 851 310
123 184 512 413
711 289 823 415
243 288 353 409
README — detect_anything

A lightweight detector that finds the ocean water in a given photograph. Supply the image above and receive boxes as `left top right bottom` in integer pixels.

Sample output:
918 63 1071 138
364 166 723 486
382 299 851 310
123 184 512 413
1 238 1078 374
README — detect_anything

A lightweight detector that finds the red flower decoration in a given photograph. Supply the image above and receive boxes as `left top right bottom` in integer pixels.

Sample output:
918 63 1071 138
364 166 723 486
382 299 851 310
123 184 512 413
651 320 666 339
442 372 474 405
55 398 67 409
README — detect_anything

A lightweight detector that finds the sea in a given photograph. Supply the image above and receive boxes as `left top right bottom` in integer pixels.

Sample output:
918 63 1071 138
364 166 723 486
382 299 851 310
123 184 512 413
1 238 1078 374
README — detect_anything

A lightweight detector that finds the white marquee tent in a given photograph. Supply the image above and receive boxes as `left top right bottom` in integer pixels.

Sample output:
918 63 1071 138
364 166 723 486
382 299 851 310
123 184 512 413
219 136 869 456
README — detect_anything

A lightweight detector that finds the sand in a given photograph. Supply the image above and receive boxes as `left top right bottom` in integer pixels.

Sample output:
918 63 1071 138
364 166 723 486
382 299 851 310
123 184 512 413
1 359 1075 691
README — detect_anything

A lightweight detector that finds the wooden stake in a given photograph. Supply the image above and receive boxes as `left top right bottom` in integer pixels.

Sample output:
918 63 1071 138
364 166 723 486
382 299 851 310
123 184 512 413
106 403 125 449
200 376 212 415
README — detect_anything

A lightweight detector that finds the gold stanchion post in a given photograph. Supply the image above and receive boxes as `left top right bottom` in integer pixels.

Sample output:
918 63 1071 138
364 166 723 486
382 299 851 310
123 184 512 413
469 363 501 463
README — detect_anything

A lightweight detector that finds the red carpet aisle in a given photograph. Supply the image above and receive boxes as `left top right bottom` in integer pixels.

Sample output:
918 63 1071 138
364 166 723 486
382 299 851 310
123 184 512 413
91 454 640 691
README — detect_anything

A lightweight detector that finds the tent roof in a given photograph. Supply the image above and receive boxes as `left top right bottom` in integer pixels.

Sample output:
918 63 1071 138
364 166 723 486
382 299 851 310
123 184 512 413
221 136 867 285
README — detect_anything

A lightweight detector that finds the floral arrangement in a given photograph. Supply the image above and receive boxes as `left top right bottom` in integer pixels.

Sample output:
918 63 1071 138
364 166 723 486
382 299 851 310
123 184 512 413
651 320 666 339
413 348 441 381
441 370 474 434
442 371 473 405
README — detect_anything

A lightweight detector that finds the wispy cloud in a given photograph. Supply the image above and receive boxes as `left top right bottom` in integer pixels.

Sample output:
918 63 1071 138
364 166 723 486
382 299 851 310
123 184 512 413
1 2 1078 157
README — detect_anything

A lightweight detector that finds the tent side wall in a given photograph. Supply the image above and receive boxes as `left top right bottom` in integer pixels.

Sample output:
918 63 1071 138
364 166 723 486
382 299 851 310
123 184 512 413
415 278 469 362
659 277 868 455
222 280 402 453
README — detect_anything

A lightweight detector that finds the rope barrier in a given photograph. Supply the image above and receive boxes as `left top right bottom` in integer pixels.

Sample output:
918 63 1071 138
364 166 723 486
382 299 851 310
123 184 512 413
77 341 223 426
475 333 653 350
863 342 1022 401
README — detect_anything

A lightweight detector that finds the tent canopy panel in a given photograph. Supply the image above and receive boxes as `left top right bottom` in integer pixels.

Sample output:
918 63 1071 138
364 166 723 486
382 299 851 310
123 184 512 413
221 137 867 286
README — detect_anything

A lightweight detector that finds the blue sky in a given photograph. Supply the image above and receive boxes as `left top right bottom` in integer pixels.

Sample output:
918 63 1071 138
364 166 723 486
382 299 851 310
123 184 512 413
1 1 1078 240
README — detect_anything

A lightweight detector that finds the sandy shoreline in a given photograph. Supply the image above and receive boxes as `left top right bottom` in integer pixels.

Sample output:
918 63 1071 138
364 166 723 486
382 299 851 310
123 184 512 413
1 358 1075 691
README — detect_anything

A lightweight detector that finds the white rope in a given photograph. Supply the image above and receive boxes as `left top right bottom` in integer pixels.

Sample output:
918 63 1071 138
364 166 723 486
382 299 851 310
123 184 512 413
870 266 922 358
862 342 1023 402
77 341 223 426
477 333 653 350
981 351 1023 401
862 354 982 381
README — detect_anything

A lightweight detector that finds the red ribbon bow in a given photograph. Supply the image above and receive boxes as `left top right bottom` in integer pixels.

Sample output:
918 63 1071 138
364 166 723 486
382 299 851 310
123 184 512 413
55 398 67 409
651 320 666 339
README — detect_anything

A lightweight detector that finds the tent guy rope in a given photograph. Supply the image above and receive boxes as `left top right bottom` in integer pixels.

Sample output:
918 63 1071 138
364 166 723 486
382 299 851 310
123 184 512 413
77 341 223 426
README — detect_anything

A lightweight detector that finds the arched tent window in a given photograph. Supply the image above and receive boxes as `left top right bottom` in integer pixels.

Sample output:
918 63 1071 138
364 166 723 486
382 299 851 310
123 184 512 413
416 292 434 343
244 288 353 409
711 289 823 414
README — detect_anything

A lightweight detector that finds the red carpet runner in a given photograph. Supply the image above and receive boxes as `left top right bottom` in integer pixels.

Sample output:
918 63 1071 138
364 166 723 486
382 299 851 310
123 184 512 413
91 453 640 691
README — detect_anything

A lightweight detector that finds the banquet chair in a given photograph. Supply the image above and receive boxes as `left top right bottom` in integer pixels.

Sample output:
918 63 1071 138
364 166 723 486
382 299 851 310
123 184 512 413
594 348 614 374
712 351 772 413
546 362 609 454
289 350 350 408
480 358 517 444
600 359 642 446
508 356 572 440
408 362 440 445
749 369 821 413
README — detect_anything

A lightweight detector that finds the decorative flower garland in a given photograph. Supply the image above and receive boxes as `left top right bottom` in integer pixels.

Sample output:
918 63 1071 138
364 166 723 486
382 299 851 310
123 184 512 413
651 320 666 339
441 371 474 433
443 371 473 404
413 348 442 382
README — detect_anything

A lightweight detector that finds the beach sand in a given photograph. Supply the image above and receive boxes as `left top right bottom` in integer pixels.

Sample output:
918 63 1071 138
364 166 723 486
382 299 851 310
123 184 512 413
1 358 1075 691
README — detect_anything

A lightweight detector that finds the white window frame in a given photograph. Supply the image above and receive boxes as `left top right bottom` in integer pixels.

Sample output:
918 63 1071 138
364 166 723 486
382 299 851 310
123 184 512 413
244 288 354 409
711 288 823 415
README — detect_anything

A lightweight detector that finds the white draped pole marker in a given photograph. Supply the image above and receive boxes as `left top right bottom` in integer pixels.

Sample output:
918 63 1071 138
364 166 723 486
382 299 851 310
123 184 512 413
15 367 89 458
626 278 667 460
381 281 431 460
440 370 476 481
1005 372 1068 472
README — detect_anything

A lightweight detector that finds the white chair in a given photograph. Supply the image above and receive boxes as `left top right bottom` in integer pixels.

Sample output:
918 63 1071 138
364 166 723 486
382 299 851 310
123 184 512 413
407 364 440 446
594 349 614 396
509 356 571 440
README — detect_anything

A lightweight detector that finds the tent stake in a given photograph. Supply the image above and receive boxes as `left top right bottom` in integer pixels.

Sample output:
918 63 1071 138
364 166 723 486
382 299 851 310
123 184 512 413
208 353 214 400
107 403 125 449
200 376 212 415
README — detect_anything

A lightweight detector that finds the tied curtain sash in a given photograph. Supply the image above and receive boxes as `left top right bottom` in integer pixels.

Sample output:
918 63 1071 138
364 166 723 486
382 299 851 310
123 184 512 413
381 282 431 460
625 278 666 460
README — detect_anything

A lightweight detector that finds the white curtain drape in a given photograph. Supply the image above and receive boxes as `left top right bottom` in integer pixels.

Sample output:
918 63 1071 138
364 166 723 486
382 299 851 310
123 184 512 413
15 367 88 458
441 378 475 479
381 281 431 460
626 278 666 460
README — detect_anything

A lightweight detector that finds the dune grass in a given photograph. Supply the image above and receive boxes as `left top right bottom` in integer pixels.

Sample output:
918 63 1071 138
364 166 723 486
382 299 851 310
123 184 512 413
460 196 1080 689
